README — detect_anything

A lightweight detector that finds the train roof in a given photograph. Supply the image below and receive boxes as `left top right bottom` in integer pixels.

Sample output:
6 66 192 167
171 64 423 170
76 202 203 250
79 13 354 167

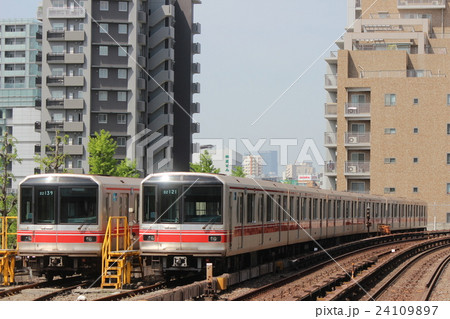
20 173 142 187
142 172 427 206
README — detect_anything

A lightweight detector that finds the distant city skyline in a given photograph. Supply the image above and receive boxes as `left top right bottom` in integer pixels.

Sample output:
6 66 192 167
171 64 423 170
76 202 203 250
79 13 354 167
0 0 348 167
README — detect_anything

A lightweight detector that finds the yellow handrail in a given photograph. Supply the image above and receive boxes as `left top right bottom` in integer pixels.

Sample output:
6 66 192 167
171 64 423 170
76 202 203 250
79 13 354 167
1 216 17 250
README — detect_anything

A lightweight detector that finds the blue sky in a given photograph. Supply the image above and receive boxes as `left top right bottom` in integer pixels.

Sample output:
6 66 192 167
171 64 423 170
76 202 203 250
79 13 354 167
0 0 347 167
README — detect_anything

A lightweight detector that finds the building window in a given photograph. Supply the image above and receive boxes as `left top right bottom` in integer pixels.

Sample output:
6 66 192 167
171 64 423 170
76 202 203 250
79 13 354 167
384 187 396 194
99 23 108 33
385 94 396 106
118 24 128 34
99 68 108 78
99 46 108 56
118 46 127 57
447 123 450 135
117 137 126 147
384 158 396 164
98 114 107 124
117 114 127 124
413 98 419 105
447 94 450 105
118 69 127 79
413 187 419 193
98 91 108 101
447 153 450 165
447 183 450 194
413 127 419 134
413 157 419 163
100 1 109 11
118 1 128 12
384 128 396 134
117 91 127 102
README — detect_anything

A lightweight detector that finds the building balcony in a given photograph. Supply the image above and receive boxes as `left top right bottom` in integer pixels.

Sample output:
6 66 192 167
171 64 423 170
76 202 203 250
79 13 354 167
45 121 64 132
324 161 336 175
345 161 370 176
345 132 371 148
46 98 64 108
397 0 445 9
35 99 42 108
47 98 84 110
138 10 147 23
137 100 146 112
47 53 84 64
324 74 337 91
63 145 84 156
47 30 85 41
47 7 86 18
345 103 371 117
35 121 41 131
46 75 84 86
324 102 337 119
324 132 337 147
63 121 84 132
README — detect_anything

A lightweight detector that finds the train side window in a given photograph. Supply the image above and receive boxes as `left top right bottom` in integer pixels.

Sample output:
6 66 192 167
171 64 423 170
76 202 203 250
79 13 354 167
295 197 300 222
327 200 334 219
344 201 350 219
20 187 33 223
282 196 288 221
247 194 255 223
301 198 308 220
289 196 294 221
276 196 281 221
134 194 140 222
266 195 273 222
259 195 264 222
143 186 156 222
336 200 342 218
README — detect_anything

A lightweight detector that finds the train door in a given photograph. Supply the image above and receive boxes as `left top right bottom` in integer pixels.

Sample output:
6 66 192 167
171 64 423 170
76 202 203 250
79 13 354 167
259 194 264 245
237 192 244 249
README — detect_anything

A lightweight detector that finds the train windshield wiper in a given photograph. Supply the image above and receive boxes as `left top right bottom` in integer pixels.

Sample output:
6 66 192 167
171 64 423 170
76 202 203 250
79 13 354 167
202 216 219 229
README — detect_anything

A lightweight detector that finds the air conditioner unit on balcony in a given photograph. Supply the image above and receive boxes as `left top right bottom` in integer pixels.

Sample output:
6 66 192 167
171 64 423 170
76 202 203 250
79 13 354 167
348 165 357 173
348 136 358 144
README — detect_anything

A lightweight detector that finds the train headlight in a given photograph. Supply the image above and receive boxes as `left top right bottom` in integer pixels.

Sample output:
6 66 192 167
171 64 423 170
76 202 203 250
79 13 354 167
20 235 32 242
143 235 155 241
84 236 97 242
208 235 221 242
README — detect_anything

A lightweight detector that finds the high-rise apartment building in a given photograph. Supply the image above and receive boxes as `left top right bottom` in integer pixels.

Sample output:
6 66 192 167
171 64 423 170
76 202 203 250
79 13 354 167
38 0 200 175
324 0 450 229
0 19 42 189
243 155 263 178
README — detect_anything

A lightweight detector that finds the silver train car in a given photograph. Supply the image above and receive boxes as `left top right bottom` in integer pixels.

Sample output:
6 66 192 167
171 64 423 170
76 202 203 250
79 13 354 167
17 174 142 280
139 172 427 275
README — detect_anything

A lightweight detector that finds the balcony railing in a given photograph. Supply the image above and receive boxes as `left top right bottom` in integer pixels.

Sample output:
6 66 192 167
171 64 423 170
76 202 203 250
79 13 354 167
47 7 86 18
345 103 371 116
324 161 336 174
345 161 370 175
397 0 445 9
345 132 371 145
325 103 337 117
324 132 337 146
360 69 446 78
324 74 337 87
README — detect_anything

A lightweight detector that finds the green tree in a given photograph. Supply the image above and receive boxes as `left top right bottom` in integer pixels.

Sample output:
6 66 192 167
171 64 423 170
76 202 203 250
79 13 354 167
34 131 68 173
88 129 141 177
0 132 22 217
190 150 220 174
116 158 140 178
0 132 21 248
231 166 246 177
88 129 118 175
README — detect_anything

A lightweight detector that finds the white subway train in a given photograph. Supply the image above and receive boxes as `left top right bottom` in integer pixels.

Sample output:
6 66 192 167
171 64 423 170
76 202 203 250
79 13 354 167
139 172 427 275
17 174 142 280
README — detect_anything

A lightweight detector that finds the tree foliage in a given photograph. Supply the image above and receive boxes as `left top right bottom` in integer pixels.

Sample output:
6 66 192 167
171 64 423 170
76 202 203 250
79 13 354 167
190 150 220 174
34 131 68 173
0 132 22 217
88 129 140 177
231 166 246 177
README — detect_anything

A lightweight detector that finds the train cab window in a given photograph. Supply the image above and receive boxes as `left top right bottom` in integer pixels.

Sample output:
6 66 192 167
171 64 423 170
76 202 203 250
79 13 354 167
20 187 33 223
266 195 273 222
60 187 98 224
159 187 180 223
36 188 56 224
246 194 255 223
143 186 156 222
184 186 222 223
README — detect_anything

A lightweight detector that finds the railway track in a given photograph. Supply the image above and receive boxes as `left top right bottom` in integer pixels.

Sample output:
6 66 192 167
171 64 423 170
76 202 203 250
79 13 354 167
325 237 450 301
0 276 88 301
422 253 450 301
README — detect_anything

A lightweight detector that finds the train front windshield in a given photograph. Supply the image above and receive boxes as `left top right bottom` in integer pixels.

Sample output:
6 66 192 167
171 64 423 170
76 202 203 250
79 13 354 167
143 184 222 224
20 178 98 224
